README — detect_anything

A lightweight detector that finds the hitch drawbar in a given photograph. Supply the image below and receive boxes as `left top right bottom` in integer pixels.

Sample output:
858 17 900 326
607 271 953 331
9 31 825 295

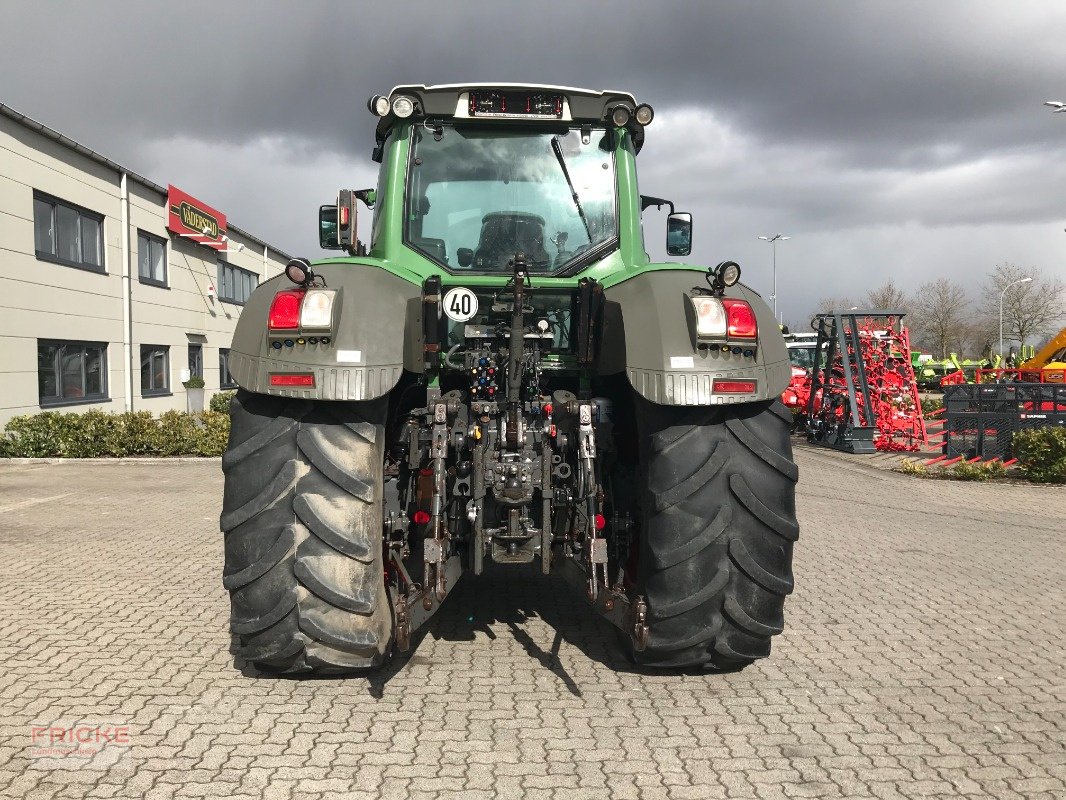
559 557 649 651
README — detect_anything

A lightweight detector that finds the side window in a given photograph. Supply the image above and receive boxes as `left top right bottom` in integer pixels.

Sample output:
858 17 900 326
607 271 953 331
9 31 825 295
137 230 168 287
33 192 104 272
140 345 170 396
219 348 237 389
37 340 109 406
217 260 258 304
188 344 203 379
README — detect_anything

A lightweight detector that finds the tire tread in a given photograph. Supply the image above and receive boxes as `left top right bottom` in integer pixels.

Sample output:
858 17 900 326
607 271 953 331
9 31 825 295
221 390 391 674
633 399 798 670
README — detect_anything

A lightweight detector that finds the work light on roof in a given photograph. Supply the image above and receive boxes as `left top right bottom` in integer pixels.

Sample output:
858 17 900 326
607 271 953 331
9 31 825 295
719 261 741 287
635 104 654 125
610 105 631 127
391 96 415 118
368 95 390 117
285 258 315 286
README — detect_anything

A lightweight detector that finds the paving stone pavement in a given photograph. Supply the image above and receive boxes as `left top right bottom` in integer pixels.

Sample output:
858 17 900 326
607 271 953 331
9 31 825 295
0 449 1063 800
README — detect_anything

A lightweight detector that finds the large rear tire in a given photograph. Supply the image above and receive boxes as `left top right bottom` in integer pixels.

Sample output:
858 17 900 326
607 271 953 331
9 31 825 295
220 390 392 674
632 398 799 670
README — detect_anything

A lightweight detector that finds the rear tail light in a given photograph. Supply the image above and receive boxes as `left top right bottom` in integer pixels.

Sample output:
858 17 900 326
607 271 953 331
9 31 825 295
300 289 336 330
690 296 727 339
722 299 758 339
270 373 315 387
268 288 337 334
713 379 757 394
690 296 758 342
269 290 304 330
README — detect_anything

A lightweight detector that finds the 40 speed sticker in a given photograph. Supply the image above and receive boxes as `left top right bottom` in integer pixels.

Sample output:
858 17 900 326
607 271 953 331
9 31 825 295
443 287 478 322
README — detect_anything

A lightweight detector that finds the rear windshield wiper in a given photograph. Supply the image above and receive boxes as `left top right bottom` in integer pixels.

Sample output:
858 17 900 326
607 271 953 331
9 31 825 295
551 136 592 243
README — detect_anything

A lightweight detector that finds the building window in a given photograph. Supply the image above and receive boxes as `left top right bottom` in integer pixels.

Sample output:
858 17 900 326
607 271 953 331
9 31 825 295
37 340 109 406
33 192 104 272
137 230 168 286
219 348 237 389
188 343 203 379
140 345 170 396
217 260 257 305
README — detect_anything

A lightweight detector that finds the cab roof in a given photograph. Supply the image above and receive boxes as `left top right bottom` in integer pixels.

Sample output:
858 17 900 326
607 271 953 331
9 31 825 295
371 83 647 155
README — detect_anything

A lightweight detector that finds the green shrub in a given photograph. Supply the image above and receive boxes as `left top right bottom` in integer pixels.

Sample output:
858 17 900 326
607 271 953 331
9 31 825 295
209 390 236 414
1013 428 1066 484
949 460 1006 481
153 410 198 456
183 375 206 389
119 411 160 456
0 409 230 458
920 396 944 415
0 413 68 457
898 459 927 476
195 411 230 456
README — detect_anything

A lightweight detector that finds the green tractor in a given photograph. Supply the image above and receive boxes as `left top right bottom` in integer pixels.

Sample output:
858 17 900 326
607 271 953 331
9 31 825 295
220 84 798 674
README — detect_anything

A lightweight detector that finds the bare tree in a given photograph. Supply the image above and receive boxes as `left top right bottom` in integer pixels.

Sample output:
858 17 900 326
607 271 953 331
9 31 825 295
980 263 1065 350
863 280 909 314
963 318 999 362
813 296 854 315
909 278 970 358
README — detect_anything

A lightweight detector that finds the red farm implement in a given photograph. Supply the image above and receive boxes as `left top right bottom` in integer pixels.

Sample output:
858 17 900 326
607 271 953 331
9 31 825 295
805 311 928 454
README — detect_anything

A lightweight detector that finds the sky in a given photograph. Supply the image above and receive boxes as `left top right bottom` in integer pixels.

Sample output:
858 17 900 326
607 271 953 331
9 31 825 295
3 0 1065 326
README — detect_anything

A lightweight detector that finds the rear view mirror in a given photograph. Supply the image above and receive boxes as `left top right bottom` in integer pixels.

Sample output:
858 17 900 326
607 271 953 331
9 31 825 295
319 205 340 249
666 212 692 257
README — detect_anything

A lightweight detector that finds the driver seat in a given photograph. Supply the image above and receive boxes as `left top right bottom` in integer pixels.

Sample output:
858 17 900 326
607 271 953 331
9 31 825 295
473 212 551 271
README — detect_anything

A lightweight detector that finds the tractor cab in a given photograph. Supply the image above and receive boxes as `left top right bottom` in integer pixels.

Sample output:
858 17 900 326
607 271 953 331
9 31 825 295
319 84 692 276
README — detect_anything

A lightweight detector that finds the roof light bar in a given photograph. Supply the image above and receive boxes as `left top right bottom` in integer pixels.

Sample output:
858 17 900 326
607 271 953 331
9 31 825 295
368 95 390 117
391 96 415 118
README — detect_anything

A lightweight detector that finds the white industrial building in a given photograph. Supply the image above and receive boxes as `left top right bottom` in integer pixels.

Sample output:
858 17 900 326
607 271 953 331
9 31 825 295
0 103 291 426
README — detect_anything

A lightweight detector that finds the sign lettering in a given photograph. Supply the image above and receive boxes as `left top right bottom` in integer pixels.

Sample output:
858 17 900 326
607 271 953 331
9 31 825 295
166 185 227 244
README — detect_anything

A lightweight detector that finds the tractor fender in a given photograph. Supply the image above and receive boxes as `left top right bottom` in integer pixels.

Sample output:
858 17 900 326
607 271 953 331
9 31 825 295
227 263 421 401
599 269 790 406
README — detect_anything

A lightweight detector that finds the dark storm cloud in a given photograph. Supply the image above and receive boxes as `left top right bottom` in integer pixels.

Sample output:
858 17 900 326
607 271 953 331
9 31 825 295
7 2 1066 160
3 0 1065 320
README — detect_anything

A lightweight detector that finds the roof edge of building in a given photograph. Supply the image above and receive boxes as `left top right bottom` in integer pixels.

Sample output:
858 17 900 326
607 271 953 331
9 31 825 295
0 102 292 261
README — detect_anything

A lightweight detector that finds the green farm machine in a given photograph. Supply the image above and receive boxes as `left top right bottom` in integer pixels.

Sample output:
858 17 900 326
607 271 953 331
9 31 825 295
220 84 798 674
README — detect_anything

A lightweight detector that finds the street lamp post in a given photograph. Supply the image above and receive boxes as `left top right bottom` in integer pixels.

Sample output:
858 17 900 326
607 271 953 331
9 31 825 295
999 276 1032 361
757 233 790 320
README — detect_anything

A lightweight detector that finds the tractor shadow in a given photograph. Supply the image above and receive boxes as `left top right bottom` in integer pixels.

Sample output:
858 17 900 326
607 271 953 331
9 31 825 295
231 564 712 695
421 562 692 692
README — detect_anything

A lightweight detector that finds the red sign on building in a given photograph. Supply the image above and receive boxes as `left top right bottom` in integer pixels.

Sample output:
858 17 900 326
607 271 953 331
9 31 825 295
166 185 227 247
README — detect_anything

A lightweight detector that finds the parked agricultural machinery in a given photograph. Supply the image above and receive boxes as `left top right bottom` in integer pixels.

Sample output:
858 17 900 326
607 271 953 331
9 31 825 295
780 313 927 453
219 84 799 675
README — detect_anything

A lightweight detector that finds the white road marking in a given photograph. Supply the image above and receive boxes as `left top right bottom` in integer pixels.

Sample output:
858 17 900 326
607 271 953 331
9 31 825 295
0 493 72 513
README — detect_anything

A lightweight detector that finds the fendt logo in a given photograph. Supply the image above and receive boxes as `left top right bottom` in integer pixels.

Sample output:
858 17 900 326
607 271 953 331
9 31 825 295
166 184 227 243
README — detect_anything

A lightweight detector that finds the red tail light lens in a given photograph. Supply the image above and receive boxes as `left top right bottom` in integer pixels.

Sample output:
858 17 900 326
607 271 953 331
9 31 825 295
269 290 304 330
713 379 757 394
722 299 758 339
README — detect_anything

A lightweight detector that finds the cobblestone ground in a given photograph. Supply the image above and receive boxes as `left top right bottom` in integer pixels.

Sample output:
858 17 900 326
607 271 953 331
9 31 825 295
0 447 1063 800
